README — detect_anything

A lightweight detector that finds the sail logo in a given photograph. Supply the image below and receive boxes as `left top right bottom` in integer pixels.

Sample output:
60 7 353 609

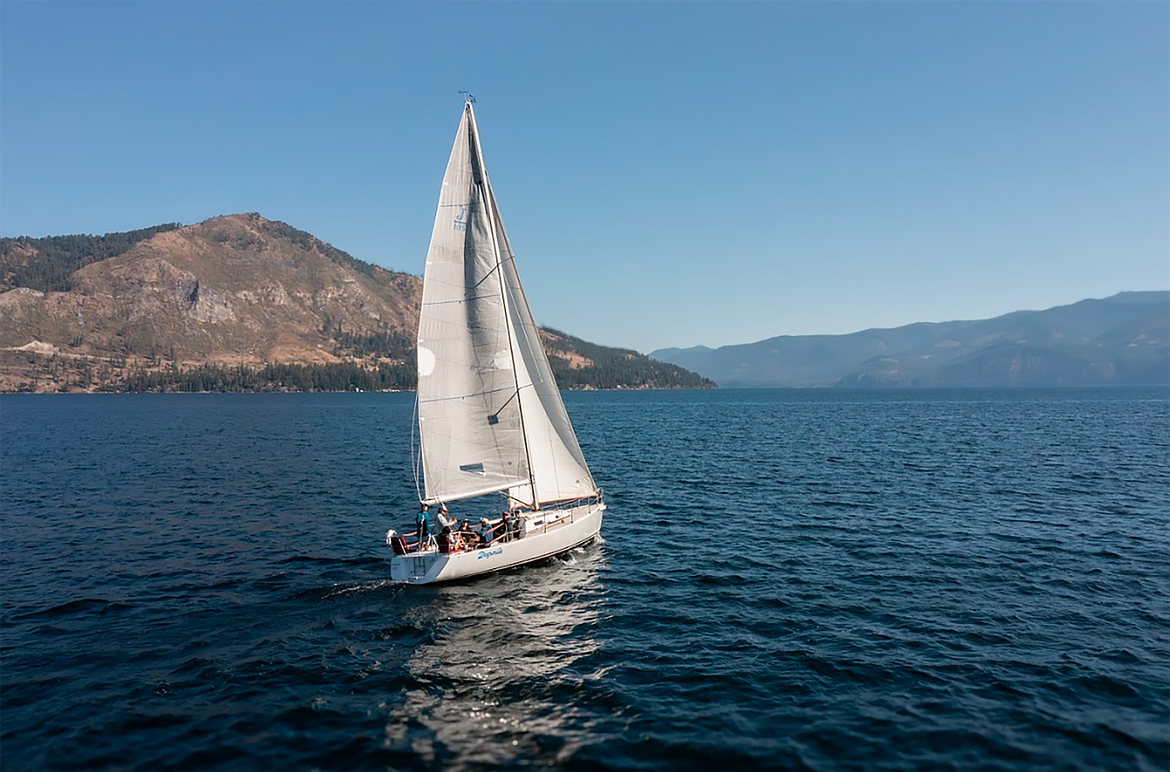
453 205 468 232
477 547 503 560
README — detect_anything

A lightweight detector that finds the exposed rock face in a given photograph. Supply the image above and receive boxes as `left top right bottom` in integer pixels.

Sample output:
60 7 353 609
0 213 423 371
0 210 421 388
0 287 45 308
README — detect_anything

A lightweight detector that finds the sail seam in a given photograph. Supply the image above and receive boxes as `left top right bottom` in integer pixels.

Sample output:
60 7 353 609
419 385 516 405
422 292 497 306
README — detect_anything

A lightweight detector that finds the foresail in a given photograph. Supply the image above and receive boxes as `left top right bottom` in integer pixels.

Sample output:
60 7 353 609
490 196 598 508
416 105 530 504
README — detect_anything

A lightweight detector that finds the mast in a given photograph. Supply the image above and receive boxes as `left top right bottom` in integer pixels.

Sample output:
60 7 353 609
465 100 540 509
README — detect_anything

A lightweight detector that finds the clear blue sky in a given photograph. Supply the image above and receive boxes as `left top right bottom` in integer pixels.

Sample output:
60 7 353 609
2 1 1167 354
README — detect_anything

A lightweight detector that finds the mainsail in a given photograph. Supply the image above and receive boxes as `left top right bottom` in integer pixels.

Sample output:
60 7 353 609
416 101 596 508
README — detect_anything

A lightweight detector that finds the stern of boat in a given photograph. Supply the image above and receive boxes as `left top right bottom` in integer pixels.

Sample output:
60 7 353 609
390 550 449 584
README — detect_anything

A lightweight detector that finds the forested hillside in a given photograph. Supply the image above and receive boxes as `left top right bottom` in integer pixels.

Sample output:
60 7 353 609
1 224 184 292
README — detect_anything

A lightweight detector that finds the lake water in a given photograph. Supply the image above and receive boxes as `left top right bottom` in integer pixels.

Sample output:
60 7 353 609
1 388 1167 771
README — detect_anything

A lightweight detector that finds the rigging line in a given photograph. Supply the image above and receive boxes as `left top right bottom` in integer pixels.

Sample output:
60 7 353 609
471 263 503 290
412 389 424 504
422 291 497 306
489 387 522 422
418 384 516 404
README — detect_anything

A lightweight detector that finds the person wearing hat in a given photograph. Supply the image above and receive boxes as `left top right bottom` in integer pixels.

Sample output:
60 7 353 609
479 517 495 546
435 503 454 532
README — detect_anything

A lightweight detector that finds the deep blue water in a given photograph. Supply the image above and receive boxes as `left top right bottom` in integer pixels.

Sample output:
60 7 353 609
1 388 1168 771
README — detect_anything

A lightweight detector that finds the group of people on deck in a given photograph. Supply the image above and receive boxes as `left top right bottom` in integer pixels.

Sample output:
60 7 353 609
414 503 516 553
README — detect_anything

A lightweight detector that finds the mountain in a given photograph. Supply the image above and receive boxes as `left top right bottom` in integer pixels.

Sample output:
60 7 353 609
0 214 715 392
651 292 1169 387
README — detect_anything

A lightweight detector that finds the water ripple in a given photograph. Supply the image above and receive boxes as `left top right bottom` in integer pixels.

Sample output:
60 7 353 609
1 389 1167 771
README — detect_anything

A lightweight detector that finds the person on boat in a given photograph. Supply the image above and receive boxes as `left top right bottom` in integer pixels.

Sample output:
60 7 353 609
457 519 477 549
436 503 454 531
416 504 430 550
499 511 511 542
479 518 494 546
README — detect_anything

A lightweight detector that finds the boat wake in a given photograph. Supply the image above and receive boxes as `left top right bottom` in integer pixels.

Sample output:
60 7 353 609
320 579 400 600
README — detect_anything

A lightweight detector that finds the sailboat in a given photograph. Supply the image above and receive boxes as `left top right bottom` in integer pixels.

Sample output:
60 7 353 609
385 98 605 585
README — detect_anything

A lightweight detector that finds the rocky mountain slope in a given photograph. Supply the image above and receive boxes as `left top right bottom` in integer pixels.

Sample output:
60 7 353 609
0 214 714 392
651 292 1169 388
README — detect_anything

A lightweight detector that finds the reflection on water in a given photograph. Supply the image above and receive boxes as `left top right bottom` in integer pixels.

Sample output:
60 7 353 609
383 543 609 766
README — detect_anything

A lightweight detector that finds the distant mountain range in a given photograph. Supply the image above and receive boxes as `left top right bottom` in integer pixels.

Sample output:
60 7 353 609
651 292 1169 388
0 214 715 392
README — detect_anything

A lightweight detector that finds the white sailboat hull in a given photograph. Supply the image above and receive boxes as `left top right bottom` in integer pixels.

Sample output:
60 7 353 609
390 502 604 585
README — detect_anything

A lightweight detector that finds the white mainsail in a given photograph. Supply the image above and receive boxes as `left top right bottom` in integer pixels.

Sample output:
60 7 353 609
417 101 596 508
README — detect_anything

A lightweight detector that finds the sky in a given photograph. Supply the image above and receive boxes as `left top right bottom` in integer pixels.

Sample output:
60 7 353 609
1 1 1167 354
